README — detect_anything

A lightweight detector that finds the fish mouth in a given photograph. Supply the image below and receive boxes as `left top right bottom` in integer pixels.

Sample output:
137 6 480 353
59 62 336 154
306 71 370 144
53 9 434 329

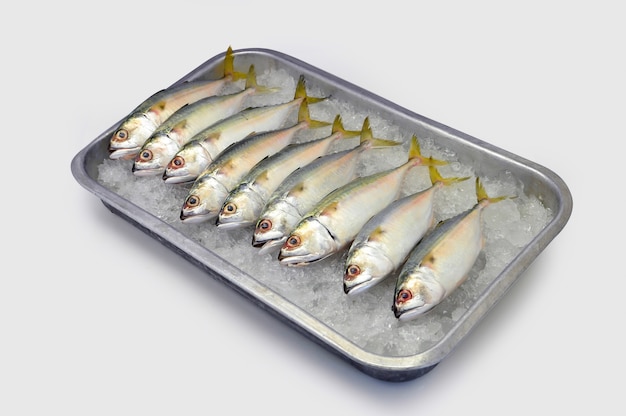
278 251 331 267
215 221 250 230
163 174 195 184
132 166 164 177
393 304 431 321
343 278 375 297
254 238 286 255
180 212 216 223
109 148 140 160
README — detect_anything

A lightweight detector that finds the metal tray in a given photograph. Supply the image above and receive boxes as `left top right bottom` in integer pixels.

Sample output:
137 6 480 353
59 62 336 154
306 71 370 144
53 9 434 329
70 48 573 382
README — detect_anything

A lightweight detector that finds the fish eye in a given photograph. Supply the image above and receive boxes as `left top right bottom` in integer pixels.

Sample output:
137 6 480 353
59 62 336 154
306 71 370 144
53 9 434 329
171 156 185 168
185 195 200 208
139 149 153 161
396 289 413 304
257 219 272 232
113 129 128 141
224 203 237 214
345 265 361 280
285 235 301 248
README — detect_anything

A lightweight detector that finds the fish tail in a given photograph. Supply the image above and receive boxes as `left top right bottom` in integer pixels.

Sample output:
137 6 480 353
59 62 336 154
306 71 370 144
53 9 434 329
244 64 280 95
293 75 329 104
428 165 471 186
476 177 515 205
358 117 401 148
297 99 330 129
407 135 447 167
223 46 247 81
330 114 360 139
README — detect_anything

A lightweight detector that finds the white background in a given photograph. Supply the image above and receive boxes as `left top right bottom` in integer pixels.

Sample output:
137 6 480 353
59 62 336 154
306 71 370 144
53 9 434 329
2 1 623 414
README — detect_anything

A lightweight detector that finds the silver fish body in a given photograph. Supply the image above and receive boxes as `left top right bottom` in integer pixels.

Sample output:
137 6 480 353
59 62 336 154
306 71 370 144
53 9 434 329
179 122 307 223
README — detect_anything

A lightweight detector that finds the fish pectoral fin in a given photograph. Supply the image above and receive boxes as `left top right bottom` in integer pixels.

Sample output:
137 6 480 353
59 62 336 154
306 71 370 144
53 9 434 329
242 131 257 140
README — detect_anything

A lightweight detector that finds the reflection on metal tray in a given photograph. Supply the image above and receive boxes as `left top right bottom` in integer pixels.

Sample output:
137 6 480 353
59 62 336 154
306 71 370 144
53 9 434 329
71 48 572 382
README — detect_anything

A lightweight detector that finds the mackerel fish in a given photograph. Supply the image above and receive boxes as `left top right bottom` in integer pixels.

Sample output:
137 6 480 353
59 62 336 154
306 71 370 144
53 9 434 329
392 178 512 321
343 165 469 296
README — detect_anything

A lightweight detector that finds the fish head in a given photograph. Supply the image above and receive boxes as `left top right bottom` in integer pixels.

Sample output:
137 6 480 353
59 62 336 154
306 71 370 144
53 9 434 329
343 245 395 297
109 114 155 160
216 185 264 230
392 267 446 321
252 200 301 253
278 217 337 266
132 134 179 176
163 143 211 184
179 177 228 223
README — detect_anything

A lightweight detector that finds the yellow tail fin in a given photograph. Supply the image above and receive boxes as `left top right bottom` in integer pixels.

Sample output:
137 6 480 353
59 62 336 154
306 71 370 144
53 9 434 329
359 117 401 148
428 165 470 186
244 65 279 95
297 100 331 129
329 114 360 139
293 75 329 104
223 46 247 81
407 135 447 166
476 177 515 204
